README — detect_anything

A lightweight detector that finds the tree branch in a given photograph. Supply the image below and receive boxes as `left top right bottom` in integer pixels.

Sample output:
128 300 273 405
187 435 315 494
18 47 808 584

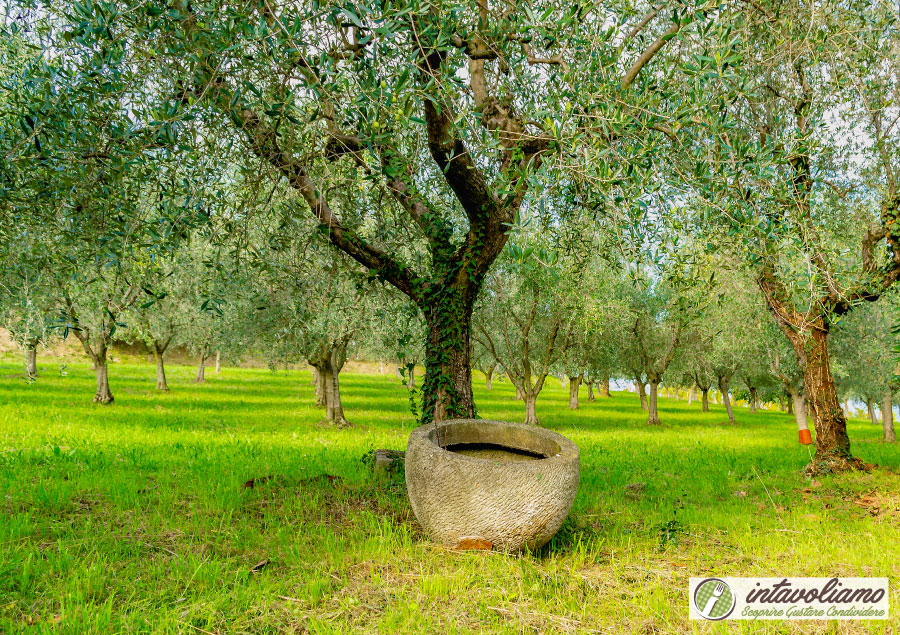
225 103 421 301
621 21 681 90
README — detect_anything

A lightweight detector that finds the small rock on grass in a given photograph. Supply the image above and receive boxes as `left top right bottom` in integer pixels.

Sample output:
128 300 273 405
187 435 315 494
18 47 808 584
371 449 405 480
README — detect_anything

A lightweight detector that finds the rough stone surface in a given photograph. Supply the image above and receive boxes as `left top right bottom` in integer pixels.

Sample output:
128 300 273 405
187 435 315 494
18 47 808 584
405 419 580 552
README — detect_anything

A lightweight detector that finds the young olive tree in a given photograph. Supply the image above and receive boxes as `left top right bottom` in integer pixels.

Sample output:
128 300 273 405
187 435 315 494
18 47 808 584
0 249 58 381
831 298 899 443
247 224 380 428
124 255 188 392
475 244 582 425
617 276 689 425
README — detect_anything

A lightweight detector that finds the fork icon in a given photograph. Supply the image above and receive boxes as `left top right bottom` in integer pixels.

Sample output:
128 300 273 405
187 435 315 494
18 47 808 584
702 582 726 617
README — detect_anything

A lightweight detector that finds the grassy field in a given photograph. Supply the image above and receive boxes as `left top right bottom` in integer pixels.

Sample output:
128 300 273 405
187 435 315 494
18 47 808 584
1 358 899 633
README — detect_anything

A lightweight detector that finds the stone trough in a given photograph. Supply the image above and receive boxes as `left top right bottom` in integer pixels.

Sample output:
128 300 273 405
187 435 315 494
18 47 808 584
405 419 580 552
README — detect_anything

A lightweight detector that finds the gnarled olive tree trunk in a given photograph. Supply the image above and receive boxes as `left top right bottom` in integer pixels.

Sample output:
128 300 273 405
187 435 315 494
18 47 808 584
586 380 595 401
786 325 859 470
635 378 648 410
759 273 867 473
866 399 878 425
421 296 477 423
24 338 39 381
484 364 494 390
310 337 352 427
72 332 114 404
153 337 173 392
568 371 583 410
93 358 113 404
599 376 611 398
524 392 539 425
313 367 326 406
194 344 210 383
748 387 758 413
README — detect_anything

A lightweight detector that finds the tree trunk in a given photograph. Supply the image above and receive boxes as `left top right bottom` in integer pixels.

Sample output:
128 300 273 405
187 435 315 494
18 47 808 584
93 357 114 404
407 365 416 390
524 392 539 425
395 364 403 379
72 329 113 403
484 365 494 390
599 376 611 398
635 379 648 410
882 391 896 443
719 377 735 423
312 363 327 407
785 326 861 472
586 381 595 401
422 306 475 423
687 387 694 405
322 359 350 427
673 387 680 400
792 390 810 444
866 399 878 425
701 388 709 412
568 372 583 410
311 342 351 427
194 346 209 383
24 341 38 381
786 394 794 414
749 387 758 413
647 380 661 425
154 349 169 392
515 385 525 400
215 350 221 374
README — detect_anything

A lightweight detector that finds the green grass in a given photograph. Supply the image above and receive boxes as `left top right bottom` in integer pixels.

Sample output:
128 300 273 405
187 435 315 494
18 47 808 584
1 358 899 633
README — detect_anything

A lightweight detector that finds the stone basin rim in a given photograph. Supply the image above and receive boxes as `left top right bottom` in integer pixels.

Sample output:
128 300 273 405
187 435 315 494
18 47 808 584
416 419 580 465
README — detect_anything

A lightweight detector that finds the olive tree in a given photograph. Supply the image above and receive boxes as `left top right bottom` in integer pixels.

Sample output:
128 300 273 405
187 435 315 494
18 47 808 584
832 297 899 443
0 249 58 381
686 0 900 471
474 244 582 425
64 0 723 422
616 276 689 425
